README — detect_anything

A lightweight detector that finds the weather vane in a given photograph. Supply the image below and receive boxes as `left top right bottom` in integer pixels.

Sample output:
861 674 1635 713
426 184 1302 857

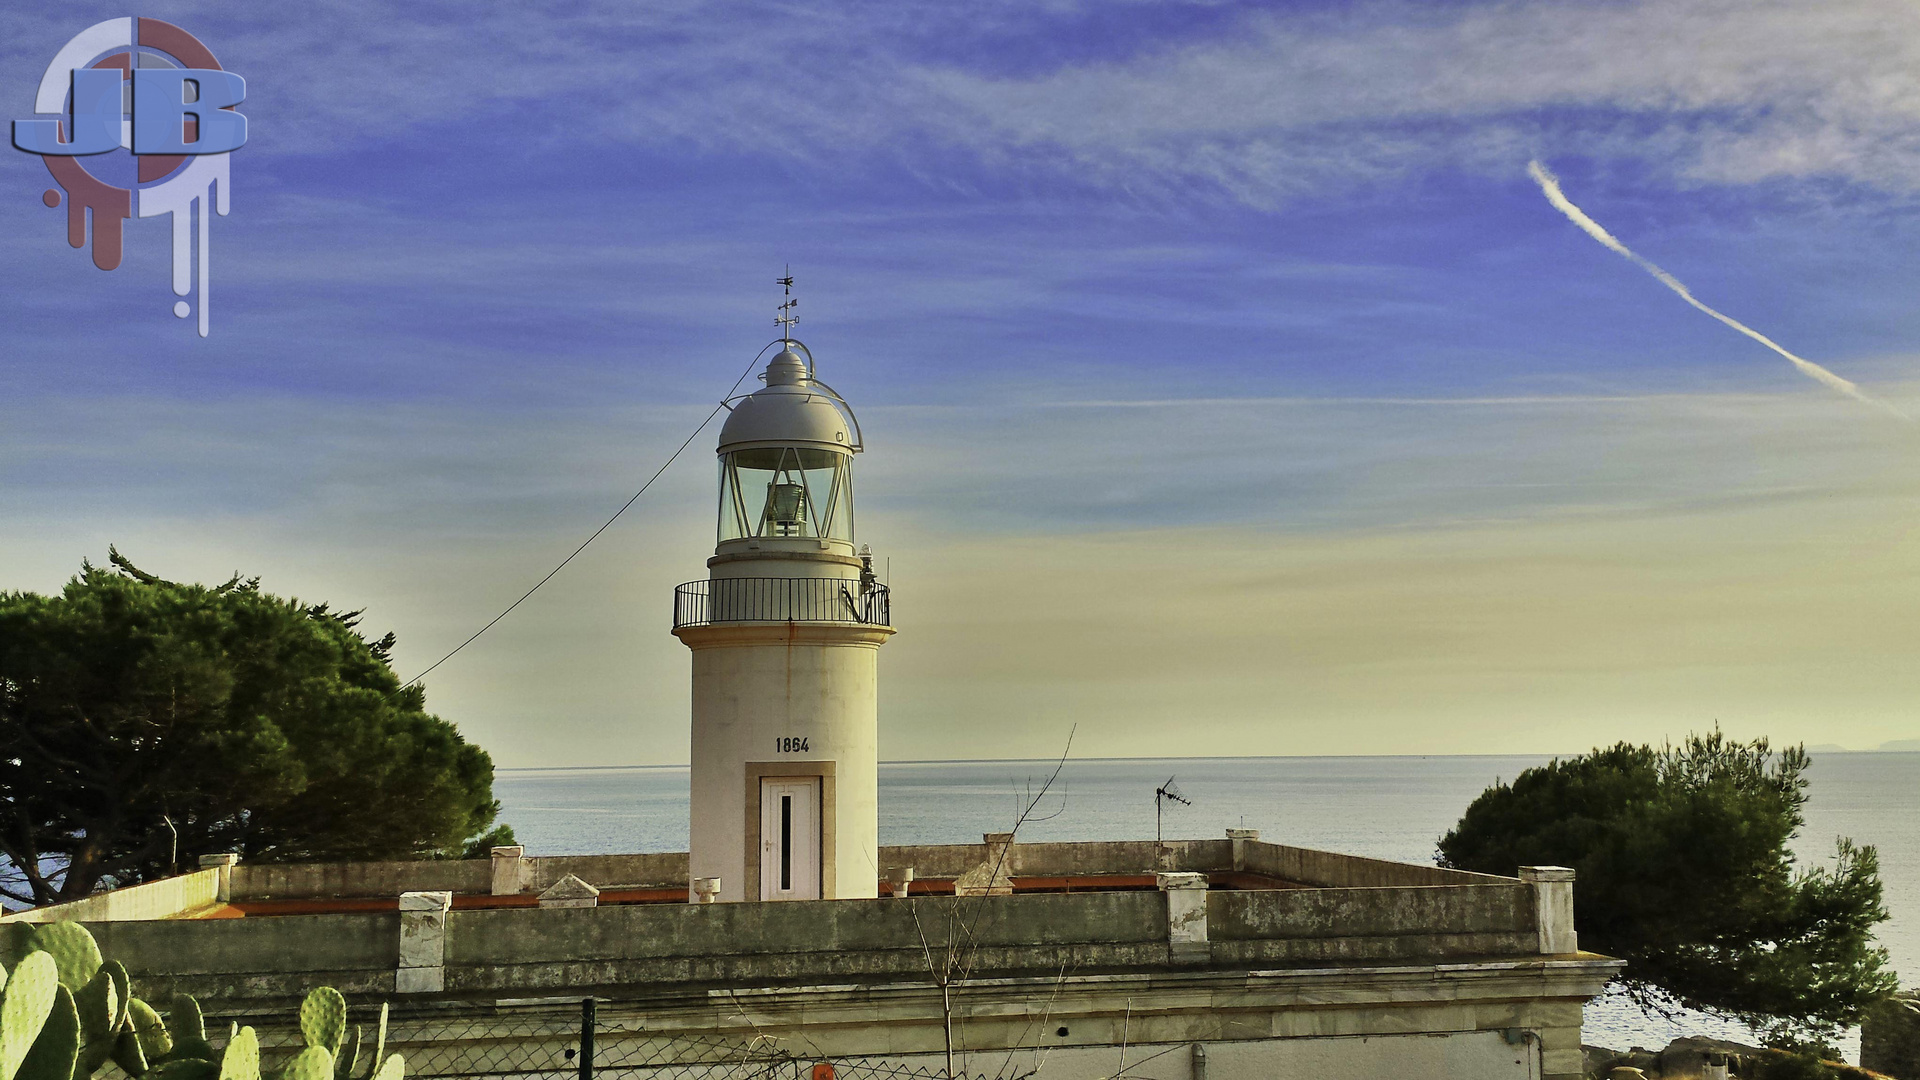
775 266 799 341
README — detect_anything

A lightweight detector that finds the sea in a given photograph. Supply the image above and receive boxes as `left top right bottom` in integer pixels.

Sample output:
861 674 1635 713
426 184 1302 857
495 752 1920 1064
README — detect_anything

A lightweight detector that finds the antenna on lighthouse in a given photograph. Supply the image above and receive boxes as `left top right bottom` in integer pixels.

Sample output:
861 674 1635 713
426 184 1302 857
1155 776 1191 845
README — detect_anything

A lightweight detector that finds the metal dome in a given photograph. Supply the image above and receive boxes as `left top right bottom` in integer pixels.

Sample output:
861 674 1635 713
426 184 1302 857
717 345 861 453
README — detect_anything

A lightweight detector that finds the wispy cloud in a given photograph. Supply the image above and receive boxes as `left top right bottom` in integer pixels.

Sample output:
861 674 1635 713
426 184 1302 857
1528 159 1908 417
10 0 1918 201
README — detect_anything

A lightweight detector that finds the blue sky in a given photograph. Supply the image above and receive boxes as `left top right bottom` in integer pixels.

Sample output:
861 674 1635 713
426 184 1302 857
4 0 1918 766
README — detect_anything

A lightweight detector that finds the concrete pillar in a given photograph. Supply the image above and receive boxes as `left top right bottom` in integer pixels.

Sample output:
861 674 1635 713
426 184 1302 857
397 891 452 993
537 874 599 909
491 846 531 896
1157 871 1208 961
692 877 721 904
197 853 238 903
956 834 1015 897
1225 828 1259 871
1518 867 1577 954
884 866 914 898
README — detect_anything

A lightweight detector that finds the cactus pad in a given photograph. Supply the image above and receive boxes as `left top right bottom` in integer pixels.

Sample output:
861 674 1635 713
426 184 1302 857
22 926 100 996
12 983 77 1080
148 1058 219 1080
163 994 205 1051
297 990 345 1057
351 1005 387 1080
127 999 171 1062
111 1027 149 1076
369 1055 402 1080
73 968 117 1043
101 965 129 1037
1 951 60 1080
218 1026 259 1080
278 1047 332 1080
332 1027 360 1080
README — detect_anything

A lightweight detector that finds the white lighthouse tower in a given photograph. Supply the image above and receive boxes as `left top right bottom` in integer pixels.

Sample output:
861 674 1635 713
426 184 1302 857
673 302 892 903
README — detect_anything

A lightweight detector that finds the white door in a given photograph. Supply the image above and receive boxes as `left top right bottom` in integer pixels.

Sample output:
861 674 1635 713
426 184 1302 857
760 777 821 900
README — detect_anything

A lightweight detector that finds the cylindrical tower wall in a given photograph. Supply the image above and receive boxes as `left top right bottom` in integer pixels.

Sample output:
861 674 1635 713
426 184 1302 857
683 625 885 901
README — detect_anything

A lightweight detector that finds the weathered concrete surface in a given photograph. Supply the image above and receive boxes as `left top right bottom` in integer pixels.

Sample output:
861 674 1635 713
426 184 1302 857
1238 842 1511 888
77 881 1551 1005
2 867 222 923
199 838 1512 906
232 861 486 901
1210 884 1533 940
1520 866 1579 954
86 912 397 1001
397 891 451 993
206 960 1614 1080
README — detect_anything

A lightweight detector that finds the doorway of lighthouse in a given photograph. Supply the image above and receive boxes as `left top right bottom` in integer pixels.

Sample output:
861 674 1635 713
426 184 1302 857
759 777 821 900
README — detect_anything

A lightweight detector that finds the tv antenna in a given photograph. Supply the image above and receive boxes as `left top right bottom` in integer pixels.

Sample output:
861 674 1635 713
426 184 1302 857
775 266 798 341
1155 776 1191 845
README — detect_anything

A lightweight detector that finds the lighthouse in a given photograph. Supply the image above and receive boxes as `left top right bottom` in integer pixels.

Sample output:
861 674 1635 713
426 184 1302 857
673 307 892 903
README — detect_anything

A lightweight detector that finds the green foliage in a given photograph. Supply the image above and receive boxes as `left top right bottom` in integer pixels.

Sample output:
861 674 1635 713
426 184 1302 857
2 924 402 1080
457 826 518 862
1751 1048 1848 1080
0 549 509 905
1438 731 1896 1042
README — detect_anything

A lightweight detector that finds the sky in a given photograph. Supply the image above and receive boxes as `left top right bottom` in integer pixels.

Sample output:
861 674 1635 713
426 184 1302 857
2 0 1917 767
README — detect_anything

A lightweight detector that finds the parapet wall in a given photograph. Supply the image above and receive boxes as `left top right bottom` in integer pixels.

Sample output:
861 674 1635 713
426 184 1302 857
86 877 1542 1005
222 837 1498 901
2 867 224 924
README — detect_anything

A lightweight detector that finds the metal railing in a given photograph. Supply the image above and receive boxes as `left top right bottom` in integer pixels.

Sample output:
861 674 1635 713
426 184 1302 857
673 577 891 628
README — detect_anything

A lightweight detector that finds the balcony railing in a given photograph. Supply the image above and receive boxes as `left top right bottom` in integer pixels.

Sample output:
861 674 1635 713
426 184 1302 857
673 577 891 628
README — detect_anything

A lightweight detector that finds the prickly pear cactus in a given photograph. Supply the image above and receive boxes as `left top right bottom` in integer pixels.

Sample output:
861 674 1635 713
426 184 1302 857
0 952 60 1080
218 1026 258 1080
103 965 129 1037
1 922 404 1080
23 925 101 994
148 1059 219 1080
298 989 345 1058
332 1026 360 1080
279 1047 332 1080
349 1005 387 1080
164 993 214 1064
74 965 122 1074
127 998 172 1063
12 984 77 1080
112 1026 150 1076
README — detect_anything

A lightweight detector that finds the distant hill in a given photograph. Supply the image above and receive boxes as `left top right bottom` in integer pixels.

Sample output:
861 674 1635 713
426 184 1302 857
1878 739 1920 752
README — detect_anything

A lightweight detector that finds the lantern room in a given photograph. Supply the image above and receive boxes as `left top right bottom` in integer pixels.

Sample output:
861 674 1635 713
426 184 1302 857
714 345 860 556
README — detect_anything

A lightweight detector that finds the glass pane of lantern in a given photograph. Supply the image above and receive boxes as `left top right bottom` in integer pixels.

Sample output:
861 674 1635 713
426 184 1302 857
719 447 853 542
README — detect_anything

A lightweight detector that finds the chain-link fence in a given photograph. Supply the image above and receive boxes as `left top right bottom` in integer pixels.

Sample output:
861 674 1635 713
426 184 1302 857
211 999 1032 1080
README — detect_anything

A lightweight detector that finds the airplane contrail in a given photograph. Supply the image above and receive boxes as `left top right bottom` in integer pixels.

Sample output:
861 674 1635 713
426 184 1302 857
1526 160 1906 421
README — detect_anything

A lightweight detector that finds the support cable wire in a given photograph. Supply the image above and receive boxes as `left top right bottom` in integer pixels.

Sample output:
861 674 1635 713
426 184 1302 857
400 343 780 689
